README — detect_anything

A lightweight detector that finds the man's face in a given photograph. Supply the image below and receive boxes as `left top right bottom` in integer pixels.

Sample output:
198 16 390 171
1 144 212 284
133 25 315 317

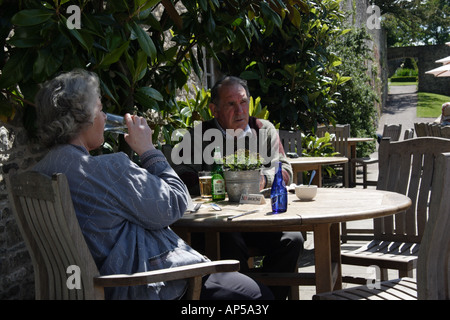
210 83 250 131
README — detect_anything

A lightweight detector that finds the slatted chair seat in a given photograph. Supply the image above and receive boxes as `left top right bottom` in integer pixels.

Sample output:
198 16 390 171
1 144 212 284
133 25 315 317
6 171 239 300
341 137 450 282
314 278 417 300
315 152 450 300
342 240 420 270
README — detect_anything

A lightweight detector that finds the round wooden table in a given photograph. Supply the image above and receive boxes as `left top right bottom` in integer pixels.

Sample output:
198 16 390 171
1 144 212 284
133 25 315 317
172 188 412 294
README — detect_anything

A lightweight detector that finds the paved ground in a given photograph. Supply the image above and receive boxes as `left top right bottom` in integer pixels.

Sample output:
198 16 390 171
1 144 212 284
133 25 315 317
296 84 432 300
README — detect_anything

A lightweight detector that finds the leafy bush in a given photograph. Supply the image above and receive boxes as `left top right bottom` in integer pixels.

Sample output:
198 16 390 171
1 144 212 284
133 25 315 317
390 76 418 82
329 26 379 157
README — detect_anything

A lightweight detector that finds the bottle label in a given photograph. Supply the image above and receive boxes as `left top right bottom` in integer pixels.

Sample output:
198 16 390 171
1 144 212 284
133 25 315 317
213 179 225 194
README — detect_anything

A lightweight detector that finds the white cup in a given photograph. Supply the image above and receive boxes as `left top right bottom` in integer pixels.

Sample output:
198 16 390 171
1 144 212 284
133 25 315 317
295 185 318 201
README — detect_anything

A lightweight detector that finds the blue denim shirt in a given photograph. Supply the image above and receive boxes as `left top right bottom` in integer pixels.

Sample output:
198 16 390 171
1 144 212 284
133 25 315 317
33 144 207 299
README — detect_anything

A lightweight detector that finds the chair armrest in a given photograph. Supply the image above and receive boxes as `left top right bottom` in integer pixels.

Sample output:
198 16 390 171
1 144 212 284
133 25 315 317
93 260 240 288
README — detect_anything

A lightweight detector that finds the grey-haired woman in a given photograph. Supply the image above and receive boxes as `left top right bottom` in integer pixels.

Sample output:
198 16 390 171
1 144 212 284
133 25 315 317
33 69 273 300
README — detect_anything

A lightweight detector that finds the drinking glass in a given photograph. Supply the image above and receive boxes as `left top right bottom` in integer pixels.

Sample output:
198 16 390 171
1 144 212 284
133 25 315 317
104 113 127 134
198 171 212 198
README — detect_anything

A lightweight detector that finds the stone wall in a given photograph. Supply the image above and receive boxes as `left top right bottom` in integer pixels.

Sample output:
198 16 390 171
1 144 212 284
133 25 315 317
0 109 47 299
388 45 450 97
341 0 389 116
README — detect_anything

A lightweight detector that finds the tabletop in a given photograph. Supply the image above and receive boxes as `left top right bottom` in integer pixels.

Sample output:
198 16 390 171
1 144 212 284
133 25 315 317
288 156 348 167
175 188 411 231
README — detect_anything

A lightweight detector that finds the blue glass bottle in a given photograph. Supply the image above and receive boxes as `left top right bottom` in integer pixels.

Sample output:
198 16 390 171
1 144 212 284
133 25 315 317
271 161 287 213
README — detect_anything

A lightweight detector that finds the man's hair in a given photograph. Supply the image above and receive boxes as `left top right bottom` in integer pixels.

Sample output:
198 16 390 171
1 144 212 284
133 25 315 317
210 76 250 106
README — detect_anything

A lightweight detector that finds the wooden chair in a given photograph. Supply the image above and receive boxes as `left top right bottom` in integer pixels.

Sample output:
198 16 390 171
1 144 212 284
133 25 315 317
403 128 414 140
414 122 429 137
314 152 450 300
6 171 239 300
441 126 450 139
429 123 442 137
316 124 350 187
353 124 402 189
341 125 401 243
340 137 450 284
279 130 302 156
279 130 303 183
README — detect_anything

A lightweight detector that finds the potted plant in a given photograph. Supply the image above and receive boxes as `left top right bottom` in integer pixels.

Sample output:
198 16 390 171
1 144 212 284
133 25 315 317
222 150 263 202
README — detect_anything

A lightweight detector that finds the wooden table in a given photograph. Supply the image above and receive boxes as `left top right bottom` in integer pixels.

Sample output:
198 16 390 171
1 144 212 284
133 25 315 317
288 156 348 186
172 188 411 294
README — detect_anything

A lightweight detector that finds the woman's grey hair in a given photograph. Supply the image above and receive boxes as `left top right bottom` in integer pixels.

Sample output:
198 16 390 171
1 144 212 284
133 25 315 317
210 76 250 107
35 69 101 148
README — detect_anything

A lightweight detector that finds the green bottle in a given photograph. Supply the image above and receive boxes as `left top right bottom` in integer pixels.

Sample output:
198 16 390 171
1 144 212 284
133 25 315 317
211 147 226 201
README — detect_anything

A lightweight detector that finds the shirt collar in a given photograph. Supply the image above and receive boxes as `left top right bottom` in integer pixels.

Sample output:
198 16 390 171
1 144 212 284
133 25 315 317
214 119 252 140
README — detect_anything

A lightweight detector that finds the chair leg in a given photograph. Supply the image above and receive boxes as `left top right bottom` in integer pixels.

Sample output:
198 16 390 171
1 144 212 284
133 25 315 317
362 163 368 189
185 276 202 300
380 268 389 281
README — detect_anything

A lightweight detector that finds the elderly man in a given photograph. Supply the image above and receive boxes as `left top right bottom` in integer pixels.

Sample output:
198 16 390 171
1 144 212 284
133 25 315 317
173 76 304 300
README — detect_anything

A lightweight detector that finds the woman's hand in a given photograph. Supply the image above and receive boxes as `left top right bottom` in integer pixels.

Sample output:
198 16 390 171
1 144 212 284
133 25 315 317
123 114 155 155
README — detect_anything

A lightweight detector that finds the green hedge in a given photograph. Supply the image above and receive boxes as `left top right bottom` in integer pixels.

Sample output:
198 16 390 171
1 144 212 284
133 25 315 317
390 76 418 82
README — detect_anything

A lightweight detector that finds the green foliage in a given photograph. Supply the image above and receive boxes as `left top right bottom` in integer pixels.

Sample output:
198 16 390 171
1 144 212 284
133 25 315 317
301 132 337 178
390 76 418 83
329 26 378 157
302 132 337 157
376 0 450 46
222 149 263 171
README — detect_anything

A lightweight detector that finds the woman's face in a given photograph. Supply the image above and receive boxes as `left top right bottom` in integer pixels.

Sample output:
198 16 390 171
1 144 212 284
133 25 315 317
77 98 106 151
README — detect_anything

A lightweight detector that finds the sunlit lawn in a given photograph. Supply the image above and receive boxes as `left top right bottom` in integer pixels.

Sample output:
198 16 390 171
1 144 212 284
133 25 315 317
417 92 450 118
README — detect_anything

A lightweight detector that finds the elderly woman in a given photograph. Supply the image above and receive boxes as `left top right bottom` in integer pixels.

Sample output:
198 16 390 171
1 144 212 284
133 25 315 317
32 69 272 300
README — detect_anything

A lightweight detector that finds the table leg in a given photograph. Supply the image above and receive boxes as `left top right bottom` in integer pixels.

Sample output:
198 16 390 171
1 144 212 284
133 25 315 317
330 223 342 291
313 223 332 293
313 223 342 293
313 166 323 187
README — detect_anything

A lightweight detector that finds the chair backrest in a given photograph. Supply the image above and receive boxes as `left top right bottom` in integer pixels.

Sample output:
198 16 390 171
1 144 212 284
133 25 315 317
441 126 450 139
375 137 450 243
403 128 415 140
417 152 450 300
414 123 429 137
6 171 104 300
316 124 350 157
382 124 402 141
428 123 442 137
278 130 302 155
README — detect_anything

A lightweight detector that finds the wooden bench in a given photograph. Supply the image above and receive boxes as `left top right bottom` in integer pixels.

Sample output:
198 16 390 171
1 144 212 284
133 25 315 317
314 152 450 300
6 171 239 299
